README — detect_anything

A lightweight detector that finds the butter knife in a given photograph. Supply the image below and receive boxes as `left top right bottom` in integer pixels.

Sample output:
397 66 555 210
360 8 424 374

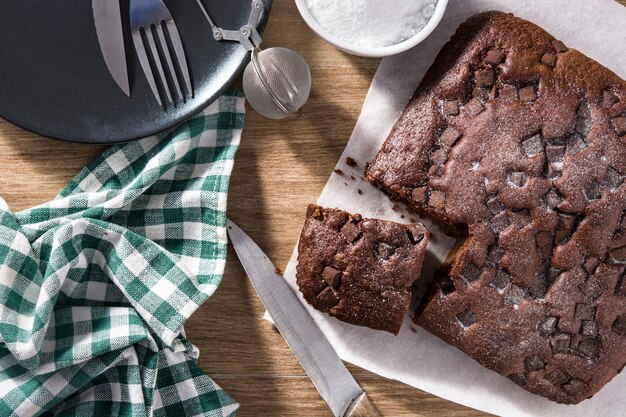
227 220 381 417
93 0 130 96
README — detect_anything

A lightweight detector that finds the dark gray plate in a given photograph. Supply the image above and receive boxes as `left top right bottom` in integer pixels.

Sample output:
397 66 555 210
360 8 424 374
0 0 271 144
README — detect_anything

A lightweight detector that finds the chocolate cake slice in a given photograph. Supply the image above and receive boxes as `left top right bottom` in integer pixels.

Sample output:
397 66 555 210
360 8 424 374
365 11 626 404
296 205 430 334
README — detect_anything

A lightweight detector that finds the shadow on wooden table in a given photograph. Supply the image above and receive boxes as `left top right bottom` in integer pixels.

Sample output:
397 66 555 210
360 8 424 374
0 121 107 210
187 139 315 415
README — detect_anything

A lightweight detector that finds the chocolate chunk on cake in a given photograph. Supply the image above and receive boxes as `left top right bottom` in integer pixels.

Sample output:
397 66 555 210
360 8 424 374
365 11 626 404
296 205 430 334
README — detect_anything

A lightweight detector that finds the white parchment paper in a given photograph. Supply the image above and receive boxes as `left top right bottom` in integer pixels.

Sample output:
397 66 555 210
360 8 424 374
277 1 626 415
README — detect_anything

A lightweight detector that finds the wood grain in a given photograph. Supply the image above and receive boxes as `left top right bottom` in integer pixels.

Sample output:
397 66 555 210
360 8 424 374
0 1 624 416
345 393 382 417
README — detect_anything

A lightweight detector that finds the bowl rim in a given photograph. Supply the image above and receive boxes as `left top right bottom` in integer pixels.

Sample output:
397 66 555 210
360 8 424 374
294 0 449 58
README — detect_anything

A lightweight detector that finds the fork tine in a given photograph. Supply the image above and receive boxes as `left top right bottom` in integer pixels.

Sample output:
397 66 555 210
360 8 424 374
156 23 183 101
165 20 193 97
146 25 172 104
132 29 161 106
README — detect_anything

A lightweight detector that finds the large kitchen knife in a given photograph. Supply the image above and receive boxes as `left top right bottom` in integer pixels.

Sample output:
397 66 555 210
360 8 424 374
93 0 130 96
227 220 381 417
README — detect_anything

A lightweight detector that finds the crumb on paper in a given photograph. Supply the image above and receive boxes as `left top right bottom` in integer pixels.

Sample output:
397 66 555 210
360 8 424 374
392 204 400 211
409 217 417 223
344 182 348 186
358 189 363 195
350 175 355 180
346 157 358 167
334 169 344 175
410 326 418 334
274 266 283 275
401 214 405 219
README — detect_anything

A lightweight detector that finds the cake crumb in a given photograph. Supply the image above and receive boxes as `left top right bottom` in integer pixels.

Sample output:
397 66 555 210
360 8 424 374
346 157 358 167
392 204 400 211
334 169 343 175
410 326 418 333
401 214 405 219
350 175 355 180
357 189 363 195
409 217 417 223
274 266 283 275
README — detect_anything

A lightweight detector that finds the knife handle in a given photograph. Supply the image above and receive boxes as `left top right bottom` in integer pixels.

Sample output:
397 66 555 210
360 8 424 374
344 393 381 417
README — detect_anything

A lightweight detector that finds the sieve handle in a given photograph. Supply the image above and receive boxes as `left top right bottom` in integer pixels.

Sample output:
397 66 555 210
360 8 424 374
196 0 264 50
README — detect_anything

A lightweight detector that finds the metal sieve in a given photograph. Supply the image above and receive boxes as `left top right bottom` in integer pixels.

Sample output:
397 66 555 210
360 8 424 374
196 0 311 119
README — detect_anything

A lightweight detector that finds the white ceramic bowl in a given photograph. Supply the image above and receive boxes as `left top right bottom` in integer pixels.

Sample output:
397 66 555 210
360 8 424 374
295 0 448 58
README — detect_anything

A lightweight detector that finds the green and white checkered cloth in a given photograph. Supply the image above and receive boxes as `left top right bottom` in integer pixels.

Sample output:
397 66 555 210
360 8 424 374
0 91 245 417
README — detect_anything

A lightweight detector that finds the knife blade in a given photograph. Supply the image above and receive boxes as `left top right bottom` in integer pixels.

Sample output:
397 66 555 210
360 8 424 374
93 0 130 96
227 220 381 417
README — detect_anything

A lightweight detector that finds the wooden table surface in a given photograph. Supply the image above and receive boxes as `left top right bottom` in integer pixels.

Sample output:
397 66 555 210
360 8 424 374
1 1 624 416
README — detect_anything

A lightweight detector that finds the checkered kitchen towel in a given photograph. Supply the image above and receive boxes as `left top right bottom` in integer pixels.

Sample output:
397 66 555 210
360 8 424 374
0 91 244 416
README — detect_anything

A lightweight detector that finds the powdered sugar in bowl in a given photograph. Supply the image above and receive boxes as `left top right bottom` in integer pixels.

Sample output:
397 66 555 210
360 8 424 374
295 0 448 57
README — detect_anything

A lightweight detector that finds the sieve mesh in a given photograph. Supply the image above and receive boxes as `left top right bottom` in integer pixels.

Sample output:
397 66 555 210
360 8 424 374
243 47 311 119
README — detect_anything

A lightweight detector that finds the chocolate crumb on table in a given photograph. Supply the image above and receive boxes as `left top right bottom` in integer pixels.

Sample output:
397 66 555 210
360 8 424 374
365 11 626 404
346 156 358 167
358 189 363 195
333 169 343 175
296 205 430 334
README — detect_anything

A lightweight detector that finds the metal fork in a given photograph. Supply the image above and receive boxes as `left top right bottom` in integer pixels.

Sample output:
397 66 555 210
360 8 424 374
130 0 192 106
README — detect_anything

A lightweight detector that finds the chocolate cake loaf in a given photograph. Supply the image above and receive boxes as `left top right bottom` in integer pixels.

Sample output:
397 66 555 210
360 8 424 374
296 205 430 334
365 11 626 404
